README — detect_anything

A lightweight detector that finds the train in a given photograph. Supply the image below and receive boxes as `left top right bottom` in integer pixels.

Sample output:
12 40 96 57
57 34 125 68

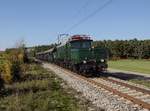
36 35 108 73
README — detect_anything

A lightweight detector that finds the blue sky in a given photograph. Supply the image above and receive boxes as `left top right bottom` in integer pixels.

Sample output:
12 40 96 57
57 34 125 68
0 0 150 50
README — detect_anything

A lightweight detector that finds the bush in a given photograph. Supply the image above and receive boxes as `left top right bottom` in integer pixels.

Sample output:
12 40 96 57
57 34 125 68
7 48 27 82
0 61 12 84
0 48 27 84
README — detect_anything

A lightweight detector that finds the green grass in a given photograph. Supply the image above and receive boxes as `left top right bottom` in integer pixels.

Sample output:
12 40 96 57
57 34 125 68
108 59 150 74
0 63 89 111
0 90 80 111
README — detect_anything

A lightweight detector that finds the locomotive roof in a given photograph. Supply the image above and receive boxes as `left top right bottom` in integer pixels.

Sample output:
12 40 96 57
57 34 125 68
57 35 93 48
68 35 93 42
69 39 93 43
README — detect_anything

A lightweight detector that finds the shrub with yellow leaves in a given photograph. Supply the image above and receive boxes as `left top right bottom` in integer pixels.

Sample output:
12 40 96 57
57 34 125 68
0 48 27 84
0 60 12 84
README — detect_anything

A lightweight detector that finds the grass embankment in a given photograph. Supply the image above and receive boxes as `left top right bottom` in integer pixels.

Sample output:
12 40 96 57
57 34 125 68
0 63 89 111
108 59 150 74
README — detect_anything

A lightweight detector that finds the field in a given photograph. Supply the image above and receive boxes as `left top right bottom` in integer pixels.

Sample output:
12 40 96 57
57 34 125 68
108 59 150 74
0 63 91 111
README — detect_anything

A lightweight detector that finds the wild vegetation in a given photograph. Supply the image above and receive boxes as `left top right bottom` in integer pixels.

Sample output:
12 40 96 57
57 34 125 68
0 63 92 111
0 48 27 82
0 40 28 93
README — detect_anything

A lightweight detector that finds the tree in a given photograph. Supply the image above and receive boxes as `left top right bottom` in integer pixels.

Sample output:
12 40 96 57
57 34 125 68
93 39 150 59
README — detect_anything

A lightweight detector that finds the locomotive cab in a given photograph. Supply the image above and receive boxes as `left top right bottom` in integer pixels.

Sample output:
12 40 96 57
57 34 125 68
69 35 108 73
71 40 92 49
69 35 93 63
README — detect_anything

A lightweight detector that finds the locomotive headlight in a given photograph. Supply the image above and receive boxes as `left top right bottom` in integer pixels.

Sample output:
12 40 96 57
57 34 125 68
83 60 87 64
100 59 104 62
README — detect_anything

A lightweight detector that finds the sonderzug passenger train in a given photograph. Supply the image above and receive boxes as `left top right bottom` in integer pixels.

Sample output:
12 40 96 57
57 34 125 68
36 35 108 73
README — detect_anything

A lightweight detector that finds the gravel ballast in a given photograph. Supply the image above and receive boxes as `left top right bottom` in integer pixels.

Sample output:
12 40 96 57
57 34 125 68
43 63 148 111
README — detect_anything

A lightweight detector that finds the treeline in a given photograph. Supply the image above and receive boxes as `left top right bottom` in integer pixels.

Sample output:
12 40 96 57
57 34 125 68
93 39 150 59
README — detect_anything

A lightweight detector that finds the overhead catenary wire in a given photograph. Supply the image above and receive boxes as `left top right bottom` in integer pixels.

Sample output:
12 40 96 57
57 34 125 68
72 0 92 19
57 0 91 43
57 0 92 42
65 0 113 33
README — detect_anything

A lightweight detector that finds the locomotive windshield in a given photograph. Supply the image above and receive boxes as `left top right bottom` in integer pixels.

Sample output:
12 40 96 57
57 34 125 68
71 41 92 49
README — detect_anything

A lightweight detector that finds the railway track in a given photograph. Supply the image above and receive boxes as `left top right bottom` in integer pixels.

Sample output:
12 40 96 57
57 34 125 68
43 63 150 110
92 78 150 108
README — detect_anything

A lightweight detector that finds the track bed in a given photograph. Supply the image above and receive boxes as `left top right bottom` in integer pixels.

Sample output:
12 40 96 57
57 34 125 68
43 62 150 111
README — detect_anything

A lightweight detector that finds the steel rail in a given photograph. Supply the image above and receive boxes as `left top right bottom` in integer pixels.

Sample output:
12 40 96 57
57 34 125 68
101 77 150 95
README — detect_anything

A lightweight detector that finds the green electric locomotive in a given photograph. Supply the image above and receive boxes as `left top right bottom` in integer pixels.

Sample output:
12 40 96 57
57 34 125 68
36 35 108 73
